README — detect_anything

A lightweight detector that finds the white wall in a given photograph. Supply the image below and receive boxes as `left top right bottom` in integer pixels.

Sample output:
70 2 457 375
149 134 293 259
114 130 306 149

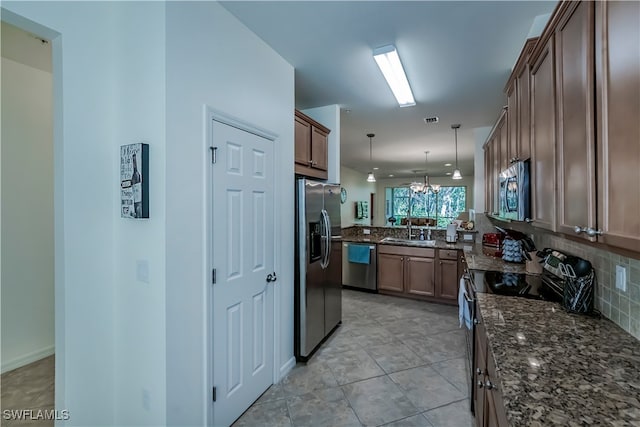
473 126 492 213
1 55 54 372
340 166 376 227
302 105 341 183
372 175 475 227
164 2 295 425
2 2 167 425
111 3 167 426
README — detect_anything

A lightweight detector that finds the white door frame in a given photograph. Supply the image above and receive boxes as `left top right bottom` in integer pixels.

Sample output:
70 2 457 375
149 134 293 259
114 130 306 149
0 7 65 409
203 106 280 426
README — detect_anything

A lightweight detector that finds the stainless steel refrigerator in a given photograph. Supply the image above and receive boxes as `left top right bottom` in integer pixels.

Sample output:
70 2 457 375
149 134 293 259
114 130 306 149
295 178 342 361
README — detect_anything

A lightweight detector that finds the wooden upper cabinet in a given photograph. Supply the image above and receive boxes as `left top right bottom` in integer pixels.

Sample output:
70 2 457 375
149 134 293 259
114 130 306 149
507 84 518 164
555 0 597 240
504 38 537 163
310 127 328 171
530 37 557 231
484 144 492 214
517 63 532 161
595 0 640 252
294 115 311 166
294 110 330 180
498 111 509 172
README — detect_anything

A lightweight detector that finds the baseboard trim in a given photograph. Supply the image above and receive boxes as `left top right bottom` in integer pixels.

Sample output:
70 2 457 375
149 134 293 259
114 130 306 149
1 345 55 374
279 356 296 380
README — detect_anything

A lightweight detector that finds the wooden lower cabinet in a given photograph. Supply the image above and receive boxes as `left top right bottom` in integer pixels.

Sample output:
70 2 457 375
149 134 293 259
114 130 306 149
377 253 405 293
437 250 460 300
474 316 508 427
406 256 435 297
377 245 458 303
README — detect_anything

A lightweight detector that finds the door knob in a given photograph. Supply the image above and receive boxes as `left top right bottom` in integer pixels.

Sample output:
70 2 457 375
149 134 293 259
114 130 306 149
266 272 277 283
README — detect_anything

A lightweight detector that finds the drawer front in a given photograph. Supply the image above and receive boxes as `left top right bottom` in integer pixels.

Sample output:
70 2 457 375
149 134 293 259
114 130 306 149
439 249 459 260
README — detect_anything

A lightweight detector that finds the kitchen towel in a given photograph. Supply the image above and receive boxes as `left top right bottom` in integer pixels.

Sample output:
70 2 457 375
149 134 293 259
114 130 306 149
458 277 472 330
348 244 370 264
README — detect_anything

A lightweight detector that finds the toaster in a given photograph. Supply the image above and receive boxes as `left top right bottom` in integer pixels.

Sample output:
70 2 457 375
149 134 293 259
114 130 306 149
482 232 503 247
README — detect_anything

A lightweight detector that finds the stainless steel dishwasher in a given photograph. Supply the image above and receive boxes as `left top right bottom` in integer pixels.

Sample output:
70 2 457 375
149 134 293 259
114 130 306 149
342 242 377 291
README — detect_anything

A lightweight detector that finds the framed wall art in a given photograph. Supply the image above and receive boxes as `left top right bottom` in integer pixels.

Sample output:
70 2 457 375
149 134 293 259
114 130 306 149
120 143 149 219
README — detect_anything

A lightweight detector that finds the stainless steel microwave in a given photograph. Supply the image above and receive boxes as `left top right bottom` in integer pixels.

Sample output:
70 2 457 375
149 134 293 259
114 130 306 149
498 160 531 221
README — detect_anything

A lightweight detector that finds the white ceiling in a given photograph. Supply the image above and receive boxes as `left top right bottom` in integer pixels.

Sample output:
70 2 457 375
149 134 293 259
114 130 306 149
223 1 556 179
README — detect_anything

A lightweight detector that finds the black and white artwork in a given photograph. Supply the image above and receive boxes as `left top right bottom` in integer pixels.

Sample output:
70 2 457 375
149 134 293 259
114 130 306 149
120 143 149 219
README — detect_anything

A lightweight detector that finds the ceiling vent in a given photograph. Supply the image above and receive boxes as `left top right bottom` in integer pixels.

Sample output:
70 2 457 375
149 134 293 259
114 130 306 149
423 116 439 124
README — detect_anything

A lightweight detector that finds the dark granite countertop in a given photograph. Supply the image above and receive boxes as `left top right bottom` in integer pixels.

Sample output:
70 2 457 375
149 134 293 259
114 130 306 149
462 244 527 274
341 236 381 244
476 294 640 426
377 237 467 251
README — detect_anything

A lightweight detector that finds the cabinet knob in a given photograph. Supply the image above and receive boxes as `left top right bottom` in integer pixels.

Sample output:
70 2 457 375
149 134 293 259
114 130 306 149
585 227 603 237
477 381 484 388
312 161 318 166
473 318 479 325
484 380 495 390
574 225 586 234
525 218 533 224
476 368 483 375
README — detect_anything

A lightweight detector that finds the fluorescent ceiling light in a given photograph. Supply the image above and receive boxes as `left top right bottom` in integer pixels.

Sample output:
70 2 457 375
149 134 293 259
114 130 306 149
373 45 415 107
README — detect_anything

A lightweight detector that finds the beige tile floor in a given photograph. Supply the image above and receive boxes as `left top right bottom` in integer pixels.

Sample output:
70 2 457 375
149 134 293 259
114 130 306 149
1 355 54 427
234 289 474 427
0 290 473 427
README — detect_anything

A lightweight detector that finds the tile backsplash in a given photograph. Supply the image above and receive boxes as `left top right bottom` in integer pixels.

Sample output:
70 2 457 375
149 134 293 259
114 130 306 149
488 214 640 341
535 232 640 340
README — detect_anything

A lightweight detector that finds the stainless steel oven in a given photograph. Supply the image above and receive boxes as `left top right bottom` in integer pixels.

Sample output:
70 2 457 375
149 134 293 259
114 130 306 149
462 269 480 414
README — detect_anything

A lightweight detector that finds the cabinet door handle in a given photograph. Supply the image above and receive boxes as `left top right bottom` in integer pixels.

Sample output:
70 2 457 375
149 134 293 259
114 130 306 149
484 380 495 390
477 381 484 388
476 368 484 375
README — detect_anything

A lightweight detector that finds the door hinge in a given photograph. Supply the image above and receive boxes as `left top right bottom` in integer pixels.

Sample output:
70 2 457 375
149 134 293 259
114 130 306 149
212 269 216 284
212 386 217 402
210 146 218 164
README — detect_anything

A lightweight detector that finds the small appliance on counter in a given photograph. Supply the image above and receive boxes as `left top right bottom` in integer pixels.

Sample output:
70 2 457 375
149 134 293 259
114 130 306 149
481 232 503 257
446 223 458 243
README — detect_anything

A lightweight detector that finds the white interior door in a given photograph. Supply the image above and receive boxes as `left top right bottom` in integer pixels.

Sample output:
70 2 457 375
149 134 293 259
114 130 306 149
211 120 274 427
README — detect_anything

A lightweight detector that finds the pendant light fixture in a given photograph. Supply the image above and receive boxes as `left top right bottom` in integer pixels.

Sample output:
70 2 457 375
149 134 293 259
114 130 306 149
366 133 376 182
451 124 462 180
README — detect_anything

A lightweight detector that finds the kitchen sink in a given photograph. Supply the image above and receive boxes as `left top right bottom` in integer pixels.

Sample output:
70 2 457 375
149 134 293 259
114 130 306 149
380 237 437 247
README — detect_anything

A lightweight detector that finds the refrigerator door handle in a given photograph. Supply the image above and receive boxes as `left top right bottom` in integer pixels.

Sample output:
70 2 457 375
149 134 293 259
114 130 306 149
325 211 332 266
320 209 330 269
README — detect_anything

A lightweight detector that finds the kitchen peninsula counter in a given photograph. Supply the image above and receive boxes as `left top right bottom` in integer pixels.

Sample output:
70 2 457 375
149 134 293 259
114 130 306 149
476 293 640 426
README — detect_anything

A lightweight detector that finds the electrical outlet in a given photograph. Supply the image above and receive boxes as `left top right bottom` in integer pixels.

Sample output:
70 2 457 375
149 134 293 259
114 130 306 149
137 260 149 284
615 265 627 292
142 389 150 411
363 229 371 235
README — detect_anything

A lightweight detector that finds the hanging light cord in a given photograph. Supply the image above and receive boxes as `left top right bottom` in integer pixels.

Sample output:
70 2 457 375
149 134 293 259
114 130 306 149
454 127 458 169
